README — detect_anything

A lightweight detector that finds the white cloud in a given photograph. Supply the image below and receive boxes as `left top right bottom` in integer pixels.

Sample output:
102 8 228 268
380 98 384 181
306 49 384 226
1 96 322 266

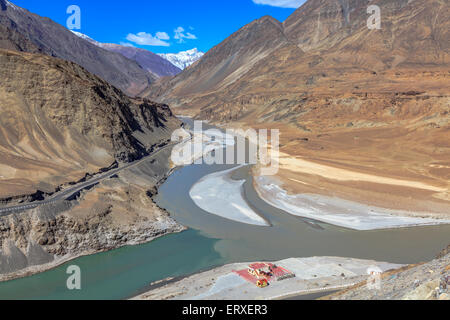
252 0 305 8
126 31 170 47
156 32 170 40
174 26 197 43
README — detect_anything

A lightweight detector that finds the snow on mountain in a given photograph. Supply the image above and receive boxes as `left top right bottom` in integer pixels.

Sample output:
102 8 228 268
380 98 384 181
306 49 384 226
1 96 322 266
71 31 202 73
158 48 204 70
71 31 181 78
70 31 101 46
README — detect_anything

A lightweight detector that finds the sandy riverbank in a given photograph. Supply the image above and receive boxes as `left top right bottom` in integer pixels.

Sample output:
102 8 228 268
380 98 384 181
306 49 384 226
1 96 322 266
186 163 450 230
253 174 450 231
133 256 403 300
204 115 450 218
190 166 269 226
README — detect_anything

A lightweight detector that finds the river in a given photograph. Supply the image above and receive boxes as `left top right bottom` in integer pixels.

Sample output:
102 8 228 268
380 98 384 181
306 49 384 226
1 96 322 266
0 118 449 300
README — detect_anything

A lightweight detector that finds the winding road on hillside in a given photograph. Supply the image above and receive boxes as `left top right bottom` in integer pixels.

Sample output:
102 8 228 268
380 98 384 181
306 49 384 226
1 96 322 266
0 141 181 217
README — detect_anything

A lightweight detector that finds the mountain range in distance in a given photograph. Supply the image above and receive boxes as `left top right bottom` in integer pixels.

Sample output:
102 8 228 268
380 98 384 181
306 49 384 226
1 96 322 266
158 48 204 70
71 31 182 78
0 0 207 201
72 31 204 76
146 0 450 215
0 0 203 95
0 0 155 96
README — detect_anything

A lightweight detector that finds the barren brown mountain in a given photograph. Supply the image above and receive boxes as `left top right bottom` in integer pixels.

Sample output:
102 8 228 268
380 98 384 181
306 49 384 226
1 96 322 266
69 31 182 78
0 0 156 96
148 0 450 215
99 43 182 78
144 15 291 101
0 49 180 200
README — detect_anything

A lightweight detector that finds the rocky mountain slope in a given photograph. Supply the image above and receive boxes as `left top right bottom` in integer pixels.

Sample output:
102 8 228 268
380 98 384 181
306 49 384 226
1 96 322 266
0 46 183 279
0 0 155 96
100 44 181 78
0 49 180 200
0 1 185 282
0 139 184 280
148 0 449 216
150 0 449 112
71 32 182 78
158 48 204 70
146 15 290 101
326 245 450 300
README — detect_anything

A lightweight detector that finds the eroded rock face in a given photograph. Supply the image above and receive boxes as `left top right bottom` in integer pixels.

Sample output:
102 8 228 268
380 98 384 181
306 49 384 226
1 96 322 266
0 207 180 276
0 49 174 162
0 46 184 279
328 249 450 300
0 49 181 199
0 129 184 279
0 162 184 279
0 116 184 279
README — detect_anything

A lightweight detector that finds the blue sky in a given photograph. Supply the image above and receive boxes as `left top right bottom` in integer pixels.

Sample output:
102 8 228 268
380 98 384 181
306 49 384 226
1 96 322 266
11 0 306 54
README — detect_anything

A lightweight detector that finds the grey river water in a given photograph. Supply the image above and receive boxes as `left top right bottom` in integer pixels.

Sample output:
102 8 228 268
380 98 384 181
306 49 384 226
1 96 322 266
0 118 448 300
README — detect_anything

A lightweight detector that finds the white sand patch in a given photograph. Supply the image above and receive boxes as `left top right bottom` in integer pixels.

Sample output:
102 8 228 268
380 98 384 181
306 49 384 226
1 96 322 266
190 167 269 226
278 257 400 279
255 176 450 231
192 273 246 300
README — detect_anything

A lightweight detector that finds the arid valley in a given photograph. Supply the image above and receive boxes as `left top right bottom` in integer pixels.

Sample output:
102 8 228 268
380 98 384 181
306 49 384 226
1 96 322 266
0 0 449 304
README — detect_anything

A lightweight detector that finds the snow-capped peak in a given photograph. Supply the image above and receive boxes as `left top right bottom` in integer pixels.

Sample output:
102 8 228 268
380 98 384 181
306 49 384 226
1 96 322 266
70 31 101 46
70 31 182 77
158 48 204 70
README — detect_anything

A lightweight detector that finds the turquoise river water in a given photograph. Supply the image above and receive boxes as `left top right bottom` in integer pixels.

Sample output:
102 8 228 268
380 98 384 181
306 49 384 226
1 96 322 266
0 119 449 300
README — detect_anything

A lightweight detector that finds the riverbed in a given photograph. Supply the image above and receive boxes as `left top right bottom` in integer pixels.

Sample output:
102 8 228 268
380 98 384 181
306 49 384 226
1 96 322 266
156 163 450 265
0 118 449 300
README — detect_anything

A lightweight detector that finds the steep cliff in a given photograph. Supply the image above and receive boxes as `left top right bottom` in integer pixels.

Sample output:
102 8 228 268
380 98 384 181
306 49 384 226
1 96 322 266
0 49 180 199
